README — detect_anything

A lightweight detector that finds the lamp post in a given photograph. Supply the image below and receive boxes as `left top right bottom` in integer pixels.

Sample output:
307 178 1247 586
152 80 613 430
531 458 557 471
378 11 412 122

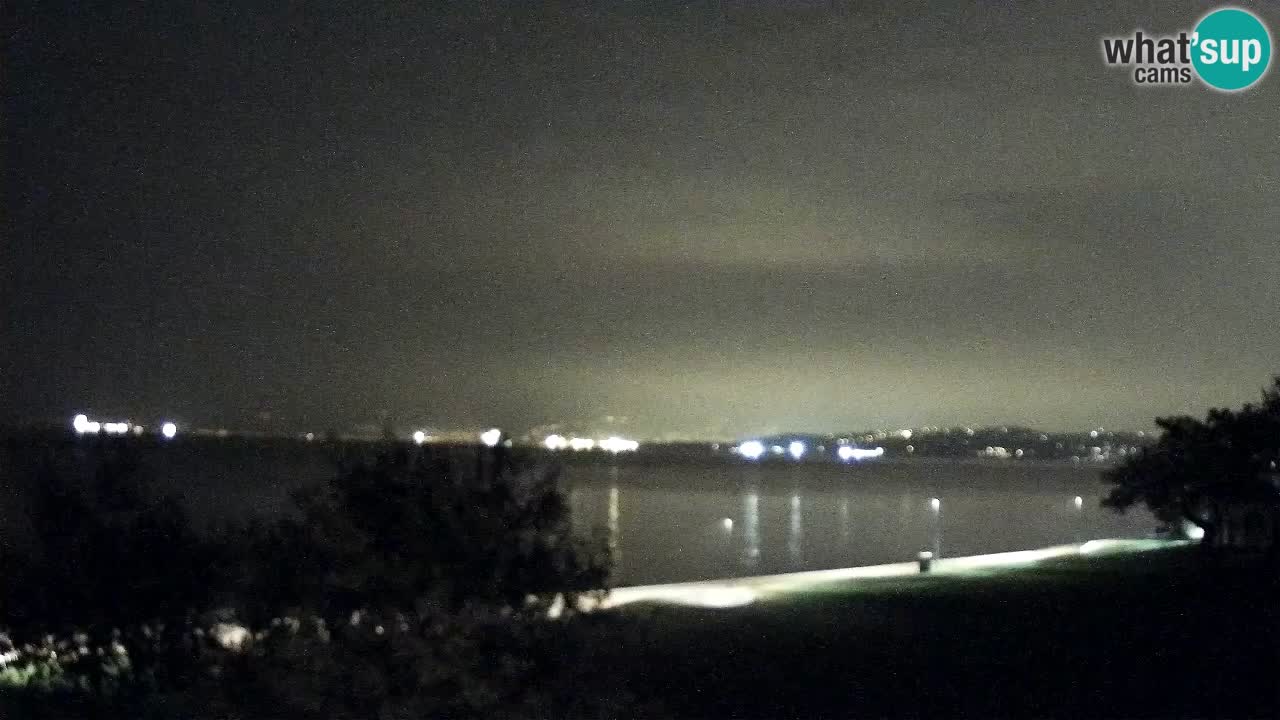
929 497 942 560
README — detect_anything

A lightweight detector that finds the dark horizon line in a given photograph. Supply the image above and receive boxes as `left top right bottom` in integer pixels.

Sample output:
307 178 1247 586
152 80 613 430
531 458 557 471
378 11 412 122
1 419 1154 441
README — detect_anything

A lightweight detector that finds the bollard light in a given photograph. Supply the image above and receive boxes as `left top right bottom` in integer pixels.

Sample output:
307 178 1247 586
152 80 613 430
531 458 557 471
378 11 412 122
918 550 934 573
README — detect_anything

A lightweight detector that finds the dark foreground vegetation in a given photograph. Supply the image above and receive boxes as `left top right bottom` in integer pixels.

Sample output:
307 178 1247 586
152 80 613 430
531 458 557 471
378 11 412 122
1105 377 1280 552
0 435 642 718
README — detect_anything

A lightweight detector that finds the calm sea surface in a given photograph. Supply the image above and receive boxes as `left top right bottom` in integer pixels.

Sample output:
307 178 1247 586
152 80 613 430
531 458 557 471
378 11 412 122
563 460 1154 586
0 439 1156 587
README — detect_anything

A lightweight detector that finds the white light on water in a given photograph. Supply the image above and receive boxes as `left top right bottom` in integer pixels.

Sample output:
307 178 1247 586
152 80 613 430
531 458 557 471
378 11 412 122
480 428 502 447
737 440 765 460
161 422 178 439
788 441 806 460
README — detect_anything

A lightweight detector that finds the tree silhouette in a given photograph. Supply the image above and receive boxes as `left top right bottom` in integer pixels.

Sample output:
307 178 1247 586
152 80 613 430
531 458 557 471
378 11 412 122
1104 377 1280 546
235 442 609 625
3 436 216 633
0 435 625 716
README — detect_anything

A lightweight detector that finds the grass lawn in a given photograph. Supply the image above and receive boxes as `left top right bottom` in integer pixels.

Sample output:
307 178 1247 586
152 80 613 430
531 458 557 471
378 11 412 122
602 544 1280 718
5 544 1276 718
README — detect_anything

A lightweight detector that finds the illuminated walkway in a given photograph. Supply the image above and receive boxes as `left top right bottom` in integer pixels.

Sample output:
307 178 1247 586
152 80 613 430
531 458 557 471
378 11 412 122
591 538 1178 611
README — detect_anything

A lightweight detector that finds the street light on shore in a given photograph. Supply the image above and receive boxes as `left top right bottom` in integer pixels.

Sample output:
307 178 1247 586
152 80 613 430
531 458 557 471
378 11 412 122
929 497 942 559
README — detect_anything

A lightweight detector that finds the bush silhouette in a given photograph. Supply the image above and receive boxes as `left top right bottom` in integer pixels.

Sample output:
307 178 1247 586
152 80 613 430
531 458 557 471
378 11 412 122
0 435 626 717
1104 377 1280 546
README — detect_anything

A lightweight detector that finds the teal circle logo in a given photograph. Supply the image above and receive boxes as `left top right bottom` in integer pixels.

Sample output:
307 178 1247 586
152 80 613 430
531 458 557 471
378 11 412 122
1192 8 1271 91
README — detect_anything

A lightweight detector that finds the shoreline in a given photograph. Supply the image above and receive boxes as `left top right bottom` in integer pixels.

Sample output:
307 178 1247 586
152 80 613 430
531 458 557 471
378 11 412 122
595 538 1177 610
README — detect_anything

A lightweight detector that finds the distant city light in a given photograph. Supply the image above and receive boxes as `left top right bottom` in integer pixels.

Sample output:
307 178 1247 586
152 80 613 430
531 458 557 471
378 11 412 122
930 497 941 512
770 444 784 455
788 441 806 460
838 445 885 461
981 445 1012 459
599 436 640 453
737 440 765 460
569 437 595 451
74 414 129 435
1073 495 1084 509
161 422 178 439
1186 524 1206 541
722 517 734 531
412 430 427 445
480 428 502 447
544 434 568 451
899 429 913 440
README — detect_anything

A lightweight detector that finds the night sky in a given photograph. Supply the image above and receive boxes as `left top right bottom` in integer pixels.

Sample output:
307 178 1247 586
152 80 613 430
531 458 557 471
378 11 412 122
5 1 1279 437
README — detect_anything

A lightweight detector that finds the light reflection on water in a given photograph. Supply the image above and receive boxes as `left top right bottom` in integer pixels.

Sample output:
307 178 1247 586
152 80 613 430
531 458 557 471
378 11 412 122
788 494 802 564
566 461 1154 586
607 485 620 567
65 443 1154 589
742 490 760 567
